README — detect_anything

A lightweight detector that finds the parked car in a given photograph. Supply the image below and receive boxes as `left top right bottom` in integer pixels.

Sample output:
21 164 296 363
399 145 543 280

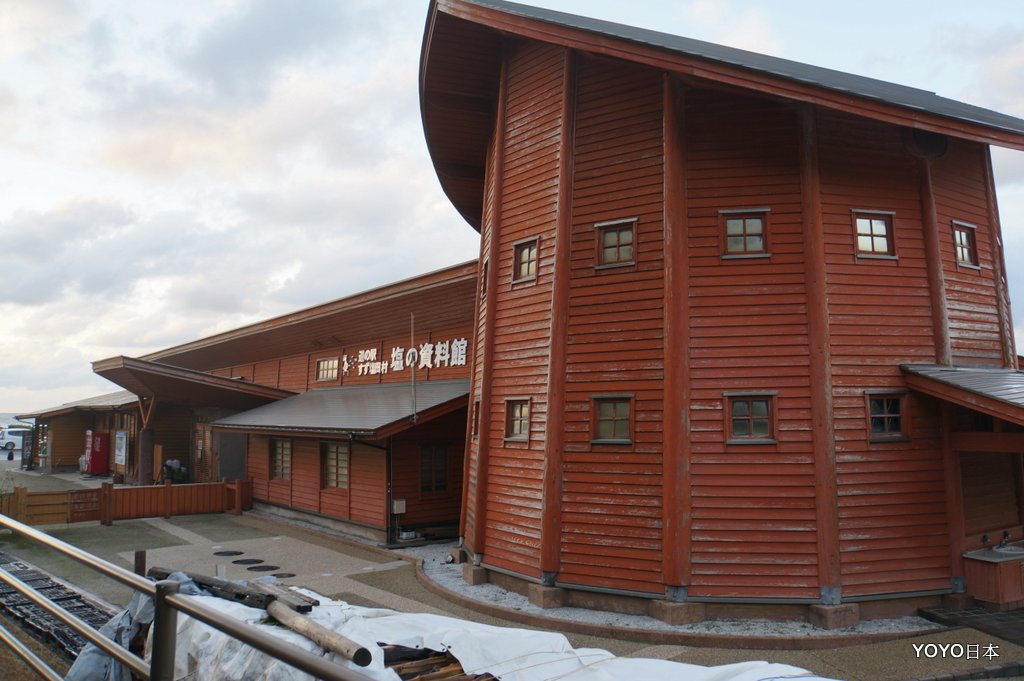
0 426 28 451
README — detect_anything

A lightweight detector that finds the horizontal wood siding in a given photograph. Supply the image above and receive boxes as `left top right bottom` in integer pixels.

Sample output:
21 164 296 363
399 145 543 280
818 109 951 597
290 439 321 513
933 139 1004 365
247 435 270 501
685 90 818 599
46 412 92 469
482 42 564 578
559 57 665 594
960 452 1022 535
349 443 386 527
278 355 309 392
151 405 192 463
253 360 280 386
391 409 467 526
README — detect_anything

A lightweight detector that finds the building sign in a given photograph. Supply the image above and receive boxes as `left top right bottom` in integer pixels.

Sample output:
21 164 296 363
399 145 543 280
346 337 469 377
114 430 128 466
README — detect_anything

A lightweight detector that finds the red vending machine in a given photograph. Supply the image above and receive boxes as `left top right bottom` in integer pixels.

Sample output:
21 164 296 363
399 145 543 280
86 432 109 475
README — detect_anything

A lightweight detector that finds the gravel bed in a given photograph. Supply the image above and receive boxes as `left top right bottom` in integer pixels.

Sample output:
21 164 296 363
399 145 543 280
396 542 945 638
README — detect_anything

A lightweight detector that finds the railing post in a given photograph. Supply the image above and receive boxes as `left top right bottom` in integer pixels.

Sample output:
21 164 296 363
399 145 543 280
13 486 27 524
150 579 179 681
101 482 113 526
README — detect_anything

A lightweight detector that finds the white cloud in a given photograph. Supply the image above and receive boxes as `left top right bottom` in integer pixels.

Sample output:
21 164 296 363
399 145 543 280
0 0 79 60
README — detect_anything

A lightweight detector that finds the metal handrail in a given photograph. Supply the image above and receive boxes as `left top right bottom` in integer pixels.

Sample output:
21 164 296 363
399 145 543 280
0 513 374 681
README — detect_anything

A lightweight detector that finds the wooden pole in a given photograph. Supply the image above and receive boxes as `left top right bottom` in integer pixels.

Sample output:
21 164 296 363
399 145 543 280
266 600 372 667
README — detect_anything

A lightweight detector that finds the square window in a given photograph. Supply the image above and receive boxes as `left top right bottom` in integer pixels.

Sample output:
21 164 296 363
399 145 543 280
867 393 907 441
953 221 979 267
595 220 635 266
316 357 339 382
513 239 538 282
321 441 349 489
727 396 774 441
722 212 768 255
593 397 632 443
270 439 291 480
421 445 448 493
853 212 895 256
505 399 530 441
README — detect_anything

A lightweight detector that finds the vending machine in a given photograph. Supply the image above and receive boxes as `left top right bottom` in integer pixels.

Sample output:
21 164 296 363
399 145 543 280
84 431 110 475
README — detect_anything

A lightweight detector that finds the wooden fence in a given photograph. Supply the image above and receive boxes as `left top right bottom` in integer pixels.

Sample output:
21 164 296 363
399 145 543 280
0 479 253 526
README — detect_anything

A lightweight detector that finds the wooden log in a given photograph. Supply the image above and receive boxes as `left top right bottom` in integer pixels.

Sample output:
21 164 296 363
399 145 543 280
147 566 273 610
266 599 371 667
248 580 317 613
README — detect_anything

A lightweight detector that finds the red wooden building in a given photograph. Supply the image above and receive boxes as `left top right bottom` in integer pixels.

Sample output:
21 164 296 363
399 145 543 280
420 0 1024 624
23 262 478 543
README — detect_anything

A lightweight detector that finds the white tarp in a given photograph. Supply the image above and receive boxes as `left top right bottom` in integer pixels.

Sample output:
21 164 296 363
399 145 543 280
166 589 841 681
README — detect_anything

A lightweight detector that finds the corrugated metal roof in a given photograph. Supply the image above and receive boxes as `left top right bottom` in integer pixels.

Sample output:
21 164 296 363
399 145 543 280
17 390 138 420
463 0 1024 137
902 365 1024 406
901 364 1024 426
212 379 470 435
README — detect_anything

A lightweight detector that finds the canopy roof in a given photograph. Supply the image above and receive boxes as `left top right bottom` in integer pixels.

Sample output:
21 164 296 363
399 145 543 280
420 0 1024 229
17 390 139 420
92 356 294 410
212 379 470 439
902 364 1024 427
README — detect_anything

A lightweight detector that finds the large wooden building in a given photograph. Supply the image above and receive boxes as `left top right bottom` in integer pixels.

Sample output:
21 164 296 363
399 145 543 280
420 0 1024 624
22 262 478 543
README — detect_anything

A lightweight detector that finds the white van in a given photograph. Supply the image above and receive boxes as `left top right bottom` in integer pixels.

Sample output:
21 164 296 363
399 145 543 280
0 426 27 451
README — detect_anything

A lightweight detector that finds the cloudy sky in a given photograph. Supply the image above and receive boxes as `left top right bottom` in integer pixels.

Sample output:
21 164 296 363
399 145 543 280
1 0 1023 414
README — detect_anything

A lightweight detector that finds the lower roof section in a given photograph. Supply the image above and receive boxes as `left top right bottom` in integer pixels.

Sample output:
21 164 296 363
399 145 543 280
92 356 295 410
212 379 470 439
17 390 139 420
901 364 1024 427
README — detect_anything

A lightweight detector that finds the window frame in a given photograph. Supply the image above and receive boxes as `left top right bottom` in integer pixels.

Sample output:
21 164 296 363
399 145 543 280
720 208 771 259
315 357 339 382
852 210 897 259
420 444 448 494
865 390 910 443
591 394 634 445
321 440 350 489
512 237 539 283
270 438 292 480
594 218 637 269
725 392 778 445
952 220 980 270
504 398 530 443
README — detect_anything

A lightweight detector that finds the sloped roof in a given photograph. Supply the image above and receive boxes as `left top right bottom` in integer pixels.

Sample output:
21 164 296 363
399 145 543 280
17 390 138 420
421 0 1024 229
212 379 470 438
93 356 294 409
902 364 1024 427
464 0 1024 137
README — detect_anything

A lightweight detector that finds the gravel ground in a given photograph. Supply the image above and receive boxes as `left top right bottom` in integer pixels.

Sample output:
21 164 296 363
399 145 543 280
396 542 945 638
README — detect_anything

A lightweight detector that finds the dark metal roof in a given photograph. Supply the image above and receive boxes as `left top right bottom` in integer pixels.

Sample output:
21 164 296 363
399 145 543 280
212 379 470 436
463 0 1024 137
901 364 1024 426
17 390 138 420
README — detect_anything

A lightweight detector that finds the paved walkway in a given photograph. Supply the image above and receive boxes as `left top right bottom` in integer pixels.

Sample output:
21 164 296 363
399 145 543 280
3 457 1024 680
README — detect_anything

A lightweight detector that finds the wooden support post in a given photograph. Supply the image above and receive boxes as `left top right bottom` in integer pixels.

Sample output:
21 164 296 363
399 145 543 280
662 74 691 591
799 105 842 601
919 158 952 366
540 48 574 580
163 479 172 519
13 486 27 524
100 482 113 526
232 480 242 515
